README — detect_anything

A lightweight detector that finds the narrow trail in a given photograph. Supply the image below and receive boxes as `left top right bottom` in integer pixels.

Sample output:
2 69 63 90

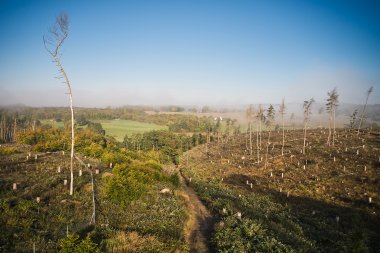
169 165 215 252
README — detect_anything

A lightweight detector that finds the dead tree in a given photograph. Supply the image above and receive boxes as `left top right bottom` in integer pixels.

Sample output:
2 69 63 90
318 107 324 128
264 105 275 169
278 98 286 155
246 105 254 156
303 98 314 154
326 88 339 146
357 86 373 135
44 13 75 195
256 105 265 163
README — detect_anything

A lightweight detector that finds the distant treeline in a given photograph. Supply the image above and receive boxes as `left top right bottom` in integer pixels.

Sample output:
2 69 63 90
0 106 240 143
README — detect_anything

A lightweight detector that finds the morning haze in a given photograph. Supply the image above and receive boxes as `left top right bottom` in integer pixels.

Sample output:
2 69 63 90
2 1 380 252
0 0 379 107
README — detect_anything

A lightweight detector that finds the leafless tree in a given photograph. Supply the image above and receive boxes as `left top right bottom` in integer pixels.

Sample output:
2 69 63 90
278 98 286 155
246 105 254 156
303 98 314 154
357 86 374 135
326 88 339 146
318 107 324 128
264 105 275 169
44 13 75 195
256 105 265 163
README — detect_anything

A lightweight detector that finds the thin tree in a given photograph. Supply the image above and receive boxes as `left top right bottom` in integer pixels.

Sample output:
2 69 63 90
326 88 339 146
357 86 374 135
349 109 358 129
264 105 275 169
290 112 295 130
302 98 314 154
256 105 265 163
257 105 265 150
44 13 75 195
318 107 324 128
278 98 286 155
246 105 254 155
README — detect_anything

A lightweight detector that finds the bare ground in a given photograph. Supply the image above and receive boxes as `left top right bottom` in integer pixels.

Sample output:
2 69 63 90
169 165 215 253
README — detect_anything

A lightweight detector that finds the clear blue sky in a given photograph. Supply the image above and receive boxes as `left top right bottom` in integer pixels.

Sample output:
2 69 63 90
0 0 379 107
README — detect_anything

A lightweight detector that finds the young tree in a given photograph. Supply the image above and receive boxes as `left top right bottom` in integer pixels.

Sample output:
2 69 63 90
44 13 75 195
264 105 275 169
302 98 314 154
349 109 358 129
326 88 339 146
357 86 374 135
278 98 286 155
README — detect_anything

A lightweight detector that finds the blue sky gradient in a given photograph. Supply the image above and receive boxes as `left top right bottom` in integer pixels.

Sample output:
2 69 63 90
0 0 379 106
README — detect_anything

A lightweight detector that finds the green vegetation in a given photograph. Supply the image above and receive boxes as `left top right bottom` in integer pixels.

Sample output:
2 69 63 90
0 146 18 155
97 119 167 141
1 126 187 252
40 119 65 128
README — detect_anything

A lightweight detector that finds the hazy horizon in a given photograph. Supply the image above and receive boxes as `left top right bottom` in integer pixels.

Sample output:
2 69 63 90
1 0 379 107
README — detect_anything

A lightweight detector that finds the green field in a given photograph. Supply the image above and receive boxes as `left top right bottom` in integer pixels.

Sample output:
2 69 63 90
41 119 167 142
96 119 167 141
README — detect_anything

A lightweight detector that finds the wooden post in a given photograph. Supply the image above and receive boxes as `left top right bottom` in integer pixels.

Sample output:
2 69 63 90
13 183 17 190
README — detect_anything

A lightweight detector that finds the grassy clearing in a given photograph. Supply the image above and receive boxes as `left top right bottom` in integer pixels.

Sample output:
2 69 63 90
96 119 167 141
41 119 167 142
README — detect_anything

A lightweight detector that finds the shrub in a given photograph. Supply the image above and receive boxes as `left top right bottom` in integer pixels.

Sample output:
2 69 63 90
0 146 18 155
213 216 294 253
59 233 99 253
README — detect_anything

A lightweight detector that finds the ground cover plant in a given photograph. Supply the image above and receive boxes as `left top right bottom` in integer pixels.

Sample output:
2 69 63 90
180 128 380 252
0 127 187 252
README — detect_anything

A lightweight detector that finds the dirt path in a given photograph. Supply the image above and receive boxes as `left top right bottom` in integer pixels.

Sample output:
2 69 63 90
170 165 215 252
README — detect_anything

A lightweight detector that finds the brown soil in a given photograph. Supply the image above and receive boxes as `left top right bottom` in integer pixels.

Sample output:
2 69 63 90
172 165 215 253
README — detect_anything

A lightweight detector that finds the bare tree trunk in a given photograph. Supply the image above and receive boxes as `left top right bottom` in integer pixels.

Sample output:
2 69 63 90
264 130 271 169
357 88 372 135
332 110 336 146
53 55 75 196
256 122 259 163
44 14 74 196
249 121 252 156
303 124 307 154
327 113 332 146
259 119 262 151
281 114 284 155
